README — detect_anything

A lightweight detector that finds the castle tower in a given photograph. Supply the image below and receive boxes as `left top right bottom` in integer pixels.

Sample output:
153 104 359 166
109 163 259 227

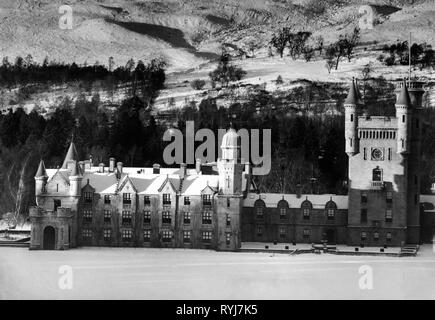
344 80 360 156
35 160 48 199
62 141 79 169
216 127 245 251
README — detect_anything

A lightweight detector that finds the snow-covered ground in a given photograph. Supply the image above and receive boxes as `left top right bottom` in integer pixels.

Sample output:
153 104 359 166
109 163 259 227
1 245 435 299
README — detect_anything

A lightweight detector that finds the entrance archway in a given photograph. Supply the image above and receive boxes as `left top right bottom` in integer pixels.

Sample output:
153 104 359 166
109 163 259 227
43 226 56 250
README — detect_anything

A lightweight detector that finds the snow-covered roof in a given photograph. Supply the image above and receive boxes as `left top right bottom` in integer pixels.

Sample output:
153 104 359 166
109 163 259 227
45 165 233 195
243 193 348 209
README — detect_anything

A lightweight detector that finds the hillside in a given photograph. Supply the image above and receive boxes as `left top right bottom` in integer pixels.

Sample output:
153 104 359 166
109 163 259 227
0 0 435 112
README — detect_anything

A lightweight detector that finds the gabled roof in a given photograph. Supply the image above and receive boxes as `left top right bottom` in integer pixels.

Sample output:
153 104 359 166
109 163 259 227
35 160 47 178
117 174 138 193
61 141 79 169
158 175 178 193
396 80 411 106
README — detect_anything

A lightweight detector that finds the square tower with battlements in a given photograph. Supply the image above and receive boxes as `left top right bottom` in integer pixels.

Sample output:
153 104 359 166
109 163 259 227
346 79 425 246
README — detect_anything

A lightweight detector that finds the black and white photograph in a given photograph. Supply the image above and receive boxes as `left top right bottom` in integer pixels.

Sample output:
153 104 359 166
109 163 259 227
0 0 435 305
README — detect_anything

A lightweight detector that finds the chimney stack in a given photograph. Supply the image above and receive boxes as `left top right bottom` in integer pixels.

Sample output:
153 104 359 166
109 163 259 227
78 161 85 173
179 163 187 179
153 163 160 174
98 163 104 173
117 162 123 174
196 158 201 174
109 158 115 172
296 183 302 199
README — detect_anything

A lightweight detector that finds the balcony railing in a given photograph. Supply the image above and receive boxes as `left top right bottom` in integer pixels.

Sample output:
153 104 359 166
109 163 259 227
371 181 384 188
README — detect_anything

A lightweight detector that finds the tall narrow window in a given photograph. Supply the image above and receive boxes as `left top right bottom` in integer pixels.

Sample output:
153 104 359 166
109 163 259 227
143 211 151 224
183 212 191 224
385 209 392 222
361 209 367 223
351 114 354 122
402 115 405 123
363 148 367 160
372 167 382 181
361 192 368 204
163 194 171 205
361 232 367 241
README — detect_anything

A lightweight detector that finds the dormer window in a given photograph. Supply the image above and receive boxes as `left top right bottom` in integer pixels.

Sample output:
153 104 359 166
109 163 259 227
202 194 212 206
144 196 151 206
163 194 171 205
123 193 131 204
84 192 93 204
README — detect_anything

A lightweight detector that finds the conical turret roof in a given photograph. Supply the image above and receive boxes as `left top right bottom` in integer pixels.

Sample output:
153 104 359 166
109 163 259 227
35 160 47 178
344 80 358 105
61 141 79 169
396 80 411 106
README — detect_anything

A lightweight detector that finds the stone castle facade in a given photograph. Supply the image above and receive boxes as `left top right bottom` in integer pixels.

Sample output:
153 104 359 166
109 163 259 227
29 80 435 250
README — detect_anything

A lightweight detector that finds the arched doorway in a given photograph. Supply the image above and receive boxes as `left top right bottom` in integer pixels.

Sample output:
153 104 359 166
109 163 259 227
43 226 56 250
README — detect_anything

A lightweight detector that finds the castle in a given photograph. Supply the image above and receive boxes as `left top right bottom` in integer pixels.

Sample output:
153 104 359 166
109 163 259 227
29 80 435 250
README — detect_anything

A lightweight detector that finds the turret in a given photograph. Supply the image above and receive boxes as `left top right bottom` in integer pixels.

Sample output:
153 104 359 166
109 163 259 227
35 160 48 197
69 161 83 197
62 141 79 169
218 127 243 195
344 80 360 156
396 80 411 154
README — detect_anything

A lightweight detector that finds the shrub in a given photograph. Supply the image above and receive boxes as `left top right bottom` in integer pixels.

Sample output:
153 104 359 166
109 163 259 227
190 79 206 90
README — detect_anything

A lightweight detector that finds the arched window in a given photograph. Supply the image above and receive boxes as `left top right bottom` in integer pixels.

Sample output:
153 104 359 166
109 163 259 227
301 200 312 220
325 200 337 220
372 167 382 182
278 199 289 220
254 199 266 219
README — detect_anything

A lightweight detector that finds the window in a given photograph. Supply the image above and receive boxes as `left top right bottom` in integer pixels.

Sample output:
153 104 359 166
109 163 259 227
183 230 191 243
303 229 311 239
327 208 335 220
202 211 212 224
256 207 264 219
83 210 92 223
54 199 61 212
84 192 93 203
386 191 393 204
302 200 311 220
279 207 286 219
183 212 191 224
372 167 382 182
279 226 286 239
162 230 172 242
144 196 150 206
184 197 190 205
143 229 151 242
361 192 367 204
202 194 212 206
122 229 132 241
227 198 231 208
361 231 367 241
363 148 367 160
415 194 418 205
374 231 379 241
104 210 111 223
163 194 171 205
361 209 368 223
123 193 131 204
202 231 212 243
388 148 392 160
385 209 393 222
386 232 392 242
104 195 111 204
257 226 263 237
162 211 171 224
351 114 354 122
122 210 132 225
82 229 92 239
103 229 111 239
226 232 231 245
143 211 151 224
226 213 231 226
402 115 405 123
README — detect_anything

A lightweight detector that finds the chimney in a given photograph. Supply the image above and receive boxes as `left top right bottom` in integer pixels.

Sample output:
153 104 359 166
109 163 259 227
244 162 251 175
153 163 160 174
296 183 302 199
78 161 85 173
179 163 186 179
195 158 201 174
89 154 93 166
98 163 104 173
117 162 123 174
109 158 115 172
